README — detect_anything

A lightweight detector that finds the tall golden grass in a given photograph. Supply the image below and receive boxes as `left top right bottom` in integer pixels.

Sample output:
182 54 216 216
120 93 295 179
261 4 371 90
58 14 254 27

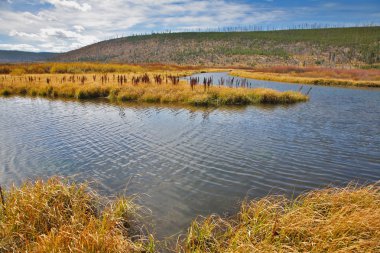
0 73 308 106
1 178 379 252
0 177 155 253
231 69 380 88
179 183 380 253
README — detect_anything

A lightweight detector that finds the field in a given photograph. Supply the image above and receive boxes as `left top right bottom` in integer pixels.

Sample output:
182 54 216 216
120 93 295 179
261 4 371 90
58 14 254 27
1 178 379 252
0 62 205 75
0 63 308 106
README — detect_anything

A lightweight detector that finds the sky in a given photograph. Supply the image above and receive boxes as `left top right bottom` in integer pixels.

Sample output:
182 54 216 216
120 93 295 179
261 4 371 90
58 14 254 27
0 0 379 52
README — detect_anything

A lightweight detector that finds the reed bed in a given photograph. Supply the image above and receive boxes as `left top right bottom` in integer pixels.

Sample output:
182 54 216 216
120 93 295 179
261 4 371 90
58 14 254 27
0 177 154 253
179 183 380 253
231 69 380 88
0 73 308 106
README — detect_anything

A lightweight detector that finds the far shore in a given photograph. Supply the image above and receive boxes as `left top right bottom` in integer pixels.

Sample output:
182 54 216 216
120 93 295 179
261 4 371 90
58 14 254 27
230 67 380 88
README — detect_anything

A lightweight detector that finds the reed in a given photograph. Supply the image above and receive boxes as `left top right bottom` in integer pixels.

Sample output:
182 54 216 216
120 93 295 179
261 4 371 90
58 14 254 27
179 183 380 252
0 73 308 106
0 177 155 252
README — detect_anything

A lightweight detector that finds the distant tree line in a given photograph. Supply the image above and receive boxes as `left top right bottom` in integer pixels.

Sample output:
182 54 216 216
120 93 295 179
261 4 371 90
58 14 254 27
108 23 379 39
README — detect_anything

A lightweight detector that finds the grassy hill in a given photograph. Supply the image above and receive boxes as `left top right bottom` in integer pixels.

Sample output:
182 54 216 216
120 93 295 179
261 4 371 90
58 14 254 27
54 27 380 67
0 50 59 63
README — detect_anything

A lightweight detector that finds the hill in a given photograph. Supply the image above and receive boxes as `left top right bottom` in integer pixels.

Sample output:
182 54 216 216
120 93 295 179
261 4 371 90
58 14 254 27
54 27 380 67
0 50 59 63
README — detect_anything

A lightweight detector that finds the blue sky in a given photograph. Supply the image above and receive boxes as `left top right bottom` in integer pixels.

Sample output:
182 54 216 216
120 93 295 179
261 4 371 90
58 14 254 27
0 0 379 52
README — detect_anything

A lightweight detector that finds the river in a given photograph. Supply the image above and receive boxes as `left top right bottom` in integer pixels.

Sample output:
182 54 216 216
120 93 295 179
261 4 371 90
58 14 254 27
1 72 379 238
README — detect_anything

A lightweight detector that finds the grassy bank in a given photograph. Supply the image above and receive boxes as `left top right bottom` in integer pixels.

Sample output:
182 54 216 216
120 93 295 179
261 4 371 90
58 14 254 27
1 178 379 252
0 177 155 252
180 183 380 252
0 73 308 106
231 67 380 88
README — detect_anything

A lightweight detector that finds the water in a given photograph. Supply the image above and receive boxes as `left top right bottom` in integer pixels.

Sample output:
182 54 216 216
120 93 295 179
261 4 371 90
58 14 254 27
1 72 379 238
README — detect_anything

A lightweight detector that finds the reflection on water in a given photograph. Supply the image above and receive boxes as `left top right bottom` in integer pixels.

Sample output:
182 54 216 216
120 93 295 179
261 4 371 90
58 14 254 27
0 73 380 238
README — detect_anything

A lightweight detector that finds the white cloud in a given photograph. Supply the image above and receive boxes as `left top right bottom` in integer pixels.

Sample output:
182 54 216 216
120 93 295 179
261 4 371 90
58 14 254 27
42 0 92 11
0 0 287 52
0 43 40 52
73 25 85 32
9 30 40 39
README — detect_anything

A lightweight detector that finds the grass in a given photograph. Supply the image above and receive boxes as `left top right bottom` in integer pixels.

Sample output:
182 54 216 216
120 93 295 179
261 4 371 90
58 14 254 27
0 177 155 253
1 178 379 252
0 72 308 106
231 68 380 88
179 183 380 253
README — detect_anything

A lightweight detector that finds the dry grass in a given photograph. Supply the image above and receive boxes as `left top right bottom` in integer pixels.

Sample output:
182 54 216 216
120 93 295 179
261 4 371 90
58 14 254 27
1 178 379 252
0 177 155 253
179 183 380 253
0 73 308 106
231 68 380 88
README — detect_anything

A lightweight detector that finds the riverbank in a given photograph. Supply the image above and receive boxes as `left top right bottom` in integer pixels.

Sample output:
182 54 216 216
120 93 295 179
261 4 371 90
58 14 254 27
1 178 379 252
0 73 308 106
181 183 380 252
231 68 380 88
0 177 155 252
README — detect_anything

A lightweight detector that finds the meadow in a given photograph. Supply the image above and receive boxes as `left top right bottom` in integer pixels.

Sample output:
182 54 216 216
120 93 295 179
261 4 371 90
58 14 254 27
0 63 308 106
1 178 379 252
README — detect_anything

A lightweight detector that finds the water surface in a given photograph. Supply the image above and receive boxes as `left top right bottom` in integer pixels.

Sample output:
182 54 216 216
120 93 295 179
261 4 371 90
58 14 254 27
1 73 379 238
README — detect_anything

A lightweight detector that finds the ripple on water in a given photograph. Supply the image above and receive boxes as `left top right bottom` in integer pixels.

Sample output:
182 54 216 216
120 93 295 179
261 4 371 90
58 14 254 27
0 75 380 237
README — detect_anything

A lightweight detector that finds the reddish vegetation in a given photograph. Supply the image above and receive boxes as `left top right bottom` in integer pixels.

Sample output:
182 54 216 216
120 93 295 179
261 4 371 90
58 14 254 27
253 66 380 81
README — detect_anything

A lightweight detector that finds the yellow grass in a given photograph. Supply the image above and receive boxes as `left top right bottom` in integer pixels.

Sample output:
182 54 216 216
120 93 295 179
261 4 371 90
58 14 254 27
0 73 308 106
231 70 380 88
179 183 380 253
0 177 155 253
1 178 379 252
